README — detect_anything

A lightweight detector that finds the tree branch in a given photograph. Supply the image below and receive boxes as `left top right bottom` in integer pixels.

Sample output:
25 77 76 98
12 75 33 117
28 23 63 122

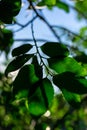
52 25 86 41
29 1 61 42
14 15 37 32
14 38 48 42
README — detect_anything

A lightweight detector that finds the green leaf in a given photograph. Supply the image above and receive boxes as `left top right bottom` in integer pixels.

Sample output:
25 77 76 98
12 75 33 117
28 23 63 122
11 0 21 16
35 123 47 130
41 42 69 58
48 57 87 76
15 90 29 100
0 29 13 51
74 53 87 63
13 64 39 95
12 44 33 57
32 56 43 79
5 54 33 77
45 0 56 6
42 78 54 105
53 71 87 94
62 89 81 108
75 1 87 19
37 0 56 6
56 1 69 13
37 1 46 6
28 78 54 116
0 0 21 23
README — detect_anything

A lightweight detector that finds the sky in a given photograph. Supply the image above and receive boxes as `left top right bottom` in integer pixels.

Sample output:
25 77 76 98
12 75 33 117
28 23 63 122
13 0 86 42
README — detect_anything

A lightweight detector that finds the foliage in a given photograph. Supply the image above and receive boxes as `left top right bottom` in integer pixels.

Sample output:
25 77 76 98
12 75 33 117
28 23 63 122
0 0 87 129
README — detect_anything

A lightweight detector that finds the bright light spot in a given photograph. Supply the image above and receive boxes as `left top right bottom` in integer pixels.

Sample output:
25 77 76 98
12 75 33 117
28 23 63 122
0 25 4 29
44 110 50 117
9 70 19 81
22 2 25 7
46 126 51 130
35 6 46 9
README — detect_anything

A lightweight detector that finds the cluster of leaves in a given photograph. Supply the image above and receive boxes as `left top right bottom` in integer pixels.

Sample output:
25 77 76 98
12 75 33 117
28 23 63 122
0 71 87 130
0 73 87 130
1 0 87 129
37 0 69 12
75 0 87 19
0 28 14 55
0 0 21 23
4 40 87 117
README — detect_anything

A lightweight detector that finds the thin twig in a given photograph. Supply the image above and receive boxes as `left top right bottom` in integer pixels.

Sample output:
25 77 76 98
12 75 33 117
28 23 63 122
29 1 61 42
14 16 37 32
30 17 52 74
52 25 86 41
14 38 48 42
31 20 49 108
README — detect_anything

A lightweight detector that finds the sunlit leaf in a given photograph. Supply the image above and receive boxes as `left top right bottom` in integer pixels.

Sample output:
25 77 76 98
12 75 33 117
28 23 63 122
48 57 87 76
53 71 87 94
75 1 87 19
41 42 69 57
5 54 33 77
15 90 29 100
45 0 56 6
37 0 56 6
62 89 81 108
28 78 54 116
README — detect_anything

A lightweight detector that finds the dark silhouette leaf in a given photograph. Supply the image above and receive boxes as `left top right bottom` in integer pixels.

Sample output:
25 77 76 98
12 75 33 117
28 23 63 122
48 57 87 76
13 64 39 95
35 123 47 130
32 56 43 79
12 44 33 57
41 42 69 57
5 54 33 77
0 29 13 51
74 53 87 63
0 0 21 23
53 72 87 94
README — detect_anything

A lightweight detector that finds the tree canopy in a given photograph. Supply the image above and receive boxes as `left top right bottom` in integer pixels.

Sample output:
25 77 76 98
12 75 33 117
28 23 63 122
0 0 87 130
